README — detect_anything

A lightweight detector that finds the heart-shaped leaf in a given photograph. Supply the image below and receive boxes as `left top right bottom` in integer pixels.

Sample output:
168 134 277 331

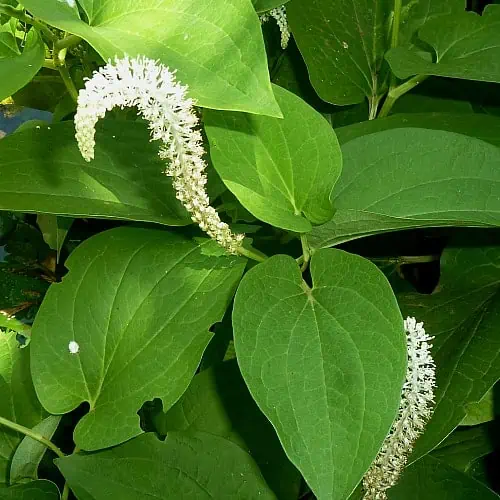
204 85 342 232
0 331 46 486
398 235 500 460
386 5 500 84
22 0 281 117
233 250 406 499
56 432 276 499
0 29 44 101
31 227 245 450
309 128 500 249
0 120 189 226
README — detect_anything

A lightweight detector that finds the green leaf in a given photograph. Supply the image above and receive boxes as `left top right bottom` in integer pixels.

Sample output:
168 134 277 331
287 0 392 105
156 359 301 500
233 250 406 499
31 227 245 451
0 480 60 499
388 455 500 500
390 94 474 115
253 0 290 13
431 425 495 473
335 112 500 147
204 85 342 232
386 5 500 84
309 128 500 249
9 416 61 484
22 0 281 117
0 29 44 102
0 331 46 485
36 215 73 261
0 120 189 225
398 237 500 460
461 388 496 426
57 432 276 499
397 0 465 49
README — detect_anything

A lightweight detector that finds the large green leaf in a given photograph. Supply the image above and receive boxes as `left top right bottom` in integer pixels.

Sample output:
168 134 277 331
0 480 60 499
335 112 500 147
388 455 500 500
0 29 44 102
31 227 245 451
0 331 46 486
9 416 61 484
22 0 281 117
156 360 301 500
287 0 391 105
233 250 406 499
0 120 189 225
386 5 500 83
57 432 276 499
398 237 500 460
204 85 342 232
309 128 500 249
287 0 465 106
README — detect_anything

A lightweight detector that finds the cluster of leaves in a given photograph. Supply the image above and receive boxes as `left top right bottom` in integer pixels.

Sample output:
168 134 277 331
0 0 499 499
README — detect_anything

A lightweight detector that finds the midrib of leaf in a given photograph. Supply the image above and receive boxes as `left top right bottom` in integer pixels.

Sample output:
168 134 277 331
436 24 497 62
92 241 212 407
100 267 214 394
312 297 367 498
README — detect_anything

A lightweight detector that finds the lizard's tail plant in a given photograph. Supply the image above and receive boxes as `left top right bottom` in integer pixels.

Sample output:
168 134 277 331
259 5 291 49
362 317 436 500
74 55 244 254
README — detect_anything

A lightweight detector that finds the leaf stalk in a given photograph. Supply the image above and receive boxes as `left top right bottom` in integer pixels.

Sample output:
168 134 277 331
0 415 65 459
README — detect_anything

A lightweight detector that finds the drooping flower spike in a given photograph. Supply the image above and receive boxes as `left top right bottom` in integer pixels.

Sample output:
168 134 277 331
74 55 244 254
260 5 291 49
362 317 436 500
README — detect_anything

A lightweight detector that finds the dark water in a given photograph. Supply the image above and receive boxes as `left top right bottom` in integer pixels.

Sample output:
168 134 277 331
0 106 52 137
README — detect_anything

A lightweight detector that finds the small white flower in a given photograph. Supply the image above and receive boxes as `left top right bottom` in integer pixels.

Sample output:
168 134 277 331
68 340 80 354
58 0 76 7
259 5 291 49
362 317 436 500
74 55 244 254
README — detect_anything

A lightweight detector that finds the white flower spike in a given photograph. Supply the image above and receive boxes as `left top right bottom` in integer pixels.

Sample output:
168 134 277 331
260 5 291 49
74 55 244 254
362 317 436 500
68 340 80 354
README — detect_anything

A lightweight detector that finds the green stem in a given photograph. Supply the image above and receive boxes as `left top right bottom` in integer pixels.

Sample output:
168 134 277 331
378 74 429 118
54 34 82 52
369 254 439 265
54 45 79 103
0 4 57 42
237 245 268 263
299 234 310 272
61 482 70 500
391 0 402 50
0 415 64 459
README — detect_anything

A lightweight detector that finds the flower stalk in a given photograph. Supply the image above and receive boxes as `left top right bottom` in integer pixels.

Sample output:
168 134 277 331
74 56 244 254
362 317 436 499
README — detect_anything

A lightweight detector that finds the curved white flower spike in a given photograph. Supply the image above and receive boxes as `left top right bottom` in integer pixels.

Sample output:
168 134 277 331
260 5 291 49
362 317 436 500
74 55 244 254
